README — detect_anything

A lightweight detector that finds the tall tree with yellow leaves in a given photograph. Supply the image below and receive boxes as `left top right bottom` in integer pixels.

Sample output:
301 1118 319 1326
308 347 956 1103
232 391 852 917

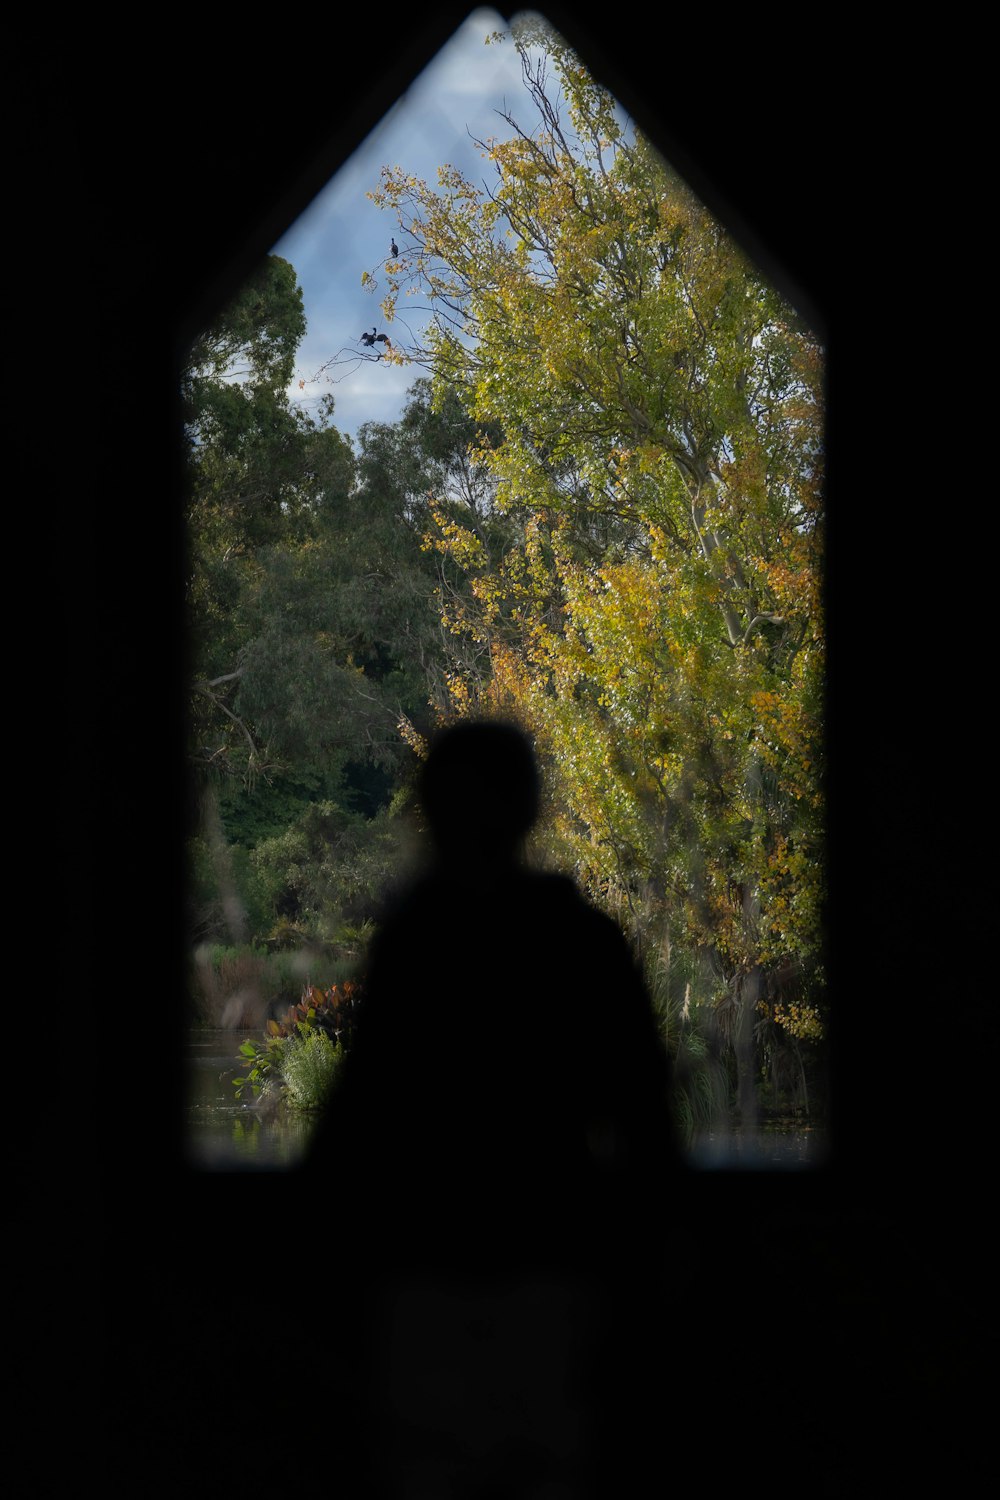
377 18 825 1119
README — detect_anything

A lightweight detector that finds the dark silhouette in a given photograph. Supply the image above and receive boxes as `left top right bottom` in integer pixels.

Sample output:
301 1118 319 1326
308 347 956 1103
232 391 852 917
303 717 677 1257
391 237 399 257
360 326 393 355
299 718 680 1497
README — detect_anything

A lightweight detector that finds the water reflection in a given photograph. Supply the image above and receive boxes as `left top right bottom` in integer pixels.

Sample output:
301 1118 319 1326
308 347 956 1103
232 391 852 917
688 1124 829 1171
186 1029 314 1169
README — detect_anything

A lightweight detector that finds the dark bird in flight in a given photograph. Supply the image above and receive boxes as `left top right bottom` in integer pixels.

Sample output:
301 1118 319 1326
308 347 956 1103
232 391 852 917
360 327 377 347
391 239 399 257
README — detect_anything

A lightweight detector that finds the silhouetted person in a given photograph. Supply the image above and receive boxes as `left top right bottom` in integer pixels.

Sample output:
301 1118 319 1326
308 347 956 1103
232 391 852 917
299 719 680 1497
303 717 677 1261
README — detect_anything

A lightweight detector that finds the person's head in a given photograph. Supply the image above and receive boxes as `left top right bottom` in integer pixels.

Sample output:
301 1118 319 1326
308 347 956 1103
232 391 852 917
418 718 540 864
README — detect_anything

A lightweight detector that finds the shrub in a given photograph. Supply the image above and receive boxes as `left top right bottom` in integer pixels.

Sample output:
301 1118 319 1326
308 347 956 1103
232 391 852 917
280 1029 345 1111
233 979 363 1107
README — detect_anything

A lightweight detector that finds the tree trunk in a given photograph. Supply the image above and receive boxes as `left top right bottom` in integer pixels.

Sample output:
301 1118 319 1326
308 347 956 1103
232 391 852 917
734 966 760 1131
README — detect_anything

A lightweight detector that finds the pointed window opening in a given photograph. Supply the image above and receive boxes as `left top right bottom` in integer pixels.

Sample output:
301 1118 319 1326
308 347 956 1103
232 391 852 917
183 8 828 1175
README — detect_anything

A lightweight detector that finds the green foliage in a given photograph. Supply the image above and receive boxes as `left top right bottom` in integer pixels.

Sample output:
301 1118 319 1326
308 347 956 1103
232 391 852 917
233 1034 280 1104
247 793 421 942
189 759 422 958
217 768 348 846
279 1029 345 1112
649 955 732 1144
185 346 447 963
186 311 450 792
671 1027 731 1148
185 255 306 390
233 980 361 1108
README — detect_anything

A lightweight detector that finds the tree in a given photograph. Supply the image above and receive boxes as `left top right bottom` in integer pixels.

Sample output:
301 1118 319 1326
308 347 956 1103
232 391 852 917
372 19 826 1107
185 278 474 947
185 259 441 794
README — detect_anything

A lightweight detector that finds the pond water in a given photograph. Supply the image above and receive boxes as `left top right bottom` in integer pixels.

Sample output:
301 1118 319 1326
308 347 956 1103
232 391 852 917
686 1122 829 1171
185 1028 315 1169
185 1028 829 1173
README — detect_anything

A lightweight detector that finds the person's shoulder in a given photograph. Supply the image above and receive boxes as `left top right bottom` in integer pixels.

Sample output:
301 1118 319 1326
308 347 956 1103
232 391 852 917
525 870 625 934
525 868 577 895
520 867 584 909
529 868 608 909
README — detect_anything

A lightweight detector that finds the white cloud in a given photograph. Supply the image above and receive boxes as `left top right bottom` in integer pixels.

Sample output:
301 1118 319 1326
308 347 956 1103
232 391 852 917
272 8 562 445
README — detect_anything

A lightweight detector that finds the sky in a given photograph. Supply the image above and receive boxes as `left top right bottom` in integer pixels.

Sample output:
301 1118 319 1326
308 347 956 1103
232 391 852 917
271 9 544 447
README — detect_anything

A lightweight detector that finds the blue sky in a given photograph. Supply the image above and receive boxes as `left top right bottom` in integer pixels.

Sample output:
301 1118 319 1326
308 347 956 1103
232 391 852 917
271 9 542 446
